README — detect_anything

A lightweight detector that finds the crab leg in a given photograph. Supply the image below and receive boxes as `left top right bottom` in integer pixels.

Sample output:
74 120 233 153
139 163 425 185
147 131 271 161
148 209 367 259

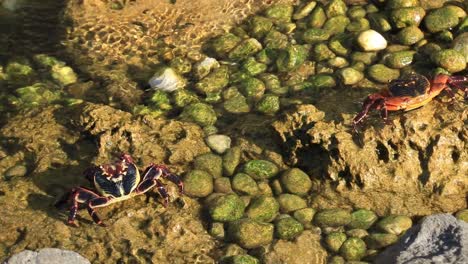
87 197 111 226
135 178 170 207
353 94 385 131
64 187 102 226
447 76 468 100
142 164 184 193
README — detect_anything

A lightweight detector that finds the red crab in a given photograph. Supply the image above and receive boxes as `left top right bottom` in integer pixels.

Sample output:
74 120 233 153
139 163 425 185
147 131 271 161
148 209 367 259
55 154 184 227
353 73 467 130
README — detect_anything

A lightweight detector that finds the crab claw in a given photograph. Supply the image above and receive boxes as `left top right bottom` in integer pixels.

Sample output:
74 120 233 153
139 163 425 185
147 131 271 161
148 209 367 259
67 220 80 228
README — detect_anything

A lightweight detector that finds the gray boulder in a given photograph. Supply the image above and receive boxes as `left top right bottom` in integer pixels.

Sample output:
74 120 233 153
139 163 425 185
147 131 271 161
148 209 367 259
375 214 468 264
6 248 90 264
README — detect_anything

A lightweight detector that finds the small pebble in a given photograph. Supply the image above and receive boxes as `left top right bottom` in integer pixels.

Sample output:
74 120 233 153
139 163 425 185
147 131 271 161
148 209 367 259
4 165 27 179
206 134 231 154
357 30 387 51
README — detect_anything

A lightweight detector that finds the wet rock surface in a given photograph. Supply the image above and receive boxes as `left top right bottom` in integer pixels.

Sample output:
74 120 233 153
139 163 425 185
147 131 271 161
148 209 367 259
6 248 90 264
375 214 468 264
272 103 467 216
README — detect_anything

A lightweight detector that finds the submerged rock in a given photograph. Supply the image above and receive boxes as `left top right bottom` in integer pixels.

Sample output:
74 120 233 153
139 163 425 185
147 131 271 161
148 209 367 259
227 219 274 249
6 248 90 264
375 214 468 264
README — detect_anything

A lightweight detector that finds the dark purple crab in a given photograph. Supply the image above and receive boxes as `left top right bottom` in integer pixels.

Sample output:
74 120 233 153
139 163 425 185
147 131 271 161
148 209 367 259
55 154 184 227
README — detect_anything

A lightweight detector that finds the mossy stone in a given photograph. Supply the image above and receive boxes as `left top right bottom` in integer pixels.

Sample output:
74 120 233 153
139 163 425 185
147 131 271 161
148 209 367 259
256 94 280 114
364 233 399 249
346 229 369 239
173 89 199 107
264 4 293 22
240 77 266 100
323 16 350 36
293 1 317 20
209 194 246 222
277 194 307 213
276 45 308 72
346 18 370 32
367 64 400 83
245 195 279 222
424 6 460 33
193 153 222 178
351 52 378 65
169 57 192 74
214 177 233 193
280 168 312 196
386 0 419 9
210 33 241 57
325 0 347 18
337 67 364 85
182 103 217 127
242 57 267 76
229 38 263 61
313 43 336 61
224 95 251 114
293 208 316 226
368 12 392 32
396 26 424 45
339 237 367 261
249 16 273 39
302 28 331 44
195 66 229 94
314 209 352 227
389 7 426 28
347 209 378 230
232 173 259 195
220 255 260 264
210 222 225 240
455 209 468 222
308 5 326 29
275 217 304 240
432 49 466 73
242 160 278 180
258 73 288 95
328 256 345 264
183 170 213 197
376 215 412 235
309 74 336 89
384 50 416 69
227 219 274 249
325 232 347 252
223 147 241 177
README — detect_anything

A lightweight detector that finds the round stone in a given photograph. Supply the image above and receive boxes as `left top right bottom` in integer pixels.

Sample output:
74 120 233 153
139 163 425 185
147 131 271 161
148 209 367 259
245 195 279 222
275 216 304 240
183 170 213 197
357 30 387 51
280 168 312 196
376 215 413 235
314 209 352 227
209 194 246 222
347 209 378 230
339 237 367 261
277 194 307 213
227 219 274 249
242 160 279 180
205 134 231 154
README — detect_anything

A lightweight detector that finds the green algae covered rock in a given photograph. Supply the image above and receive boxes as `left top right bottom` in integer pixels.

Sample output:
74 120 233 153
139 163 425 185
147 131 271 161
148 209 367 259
424 6 461 33
347 209 378 230
325 0 347 18
325 232 347 252
169 57 192 74
367 64 400 83
210 33 241 58
396 26 424 45
227 219 274 249
277 194 307 213
232 173 259 195
323 16 350 36
256 94 280 114
223 147 241 177
275 216 304 240
314 209 352 227
364 233 399 249
302 28 331 44
432 49 466 73
240 77 266 100
337 67 364 85
181 102 217 126
280 168 312 196
264 30 289 50
389 7 426 28
376 215 412 235
224 95 251 114
293 208 316 226
328 256 345 264
308 5 327 29
276 45 308 72
386 0 419 9
246 195 279 222
293 1 317 20
384 50 416 69
173 89 199 107
264 4 293 22
5 59 36 86
229 38 263 61
455 209 468 222
210 222 225 240
346 229 369 239
220 255 260 264
242 57 267 76
195 65 229 95
51 65 78 86
339 237 366 261
214 177 233 193
242 160 278 180
194 153 223 178
258 73 287 95
183 170 213 197
209 194 246 222
249 16 273 39
309 74 336 89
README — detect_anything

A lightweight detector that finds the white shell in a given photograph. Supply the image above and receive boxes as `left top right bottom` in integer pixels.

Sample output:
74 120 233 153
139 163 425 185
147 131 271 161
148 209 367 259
148 67 186 92
357 30 388 51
